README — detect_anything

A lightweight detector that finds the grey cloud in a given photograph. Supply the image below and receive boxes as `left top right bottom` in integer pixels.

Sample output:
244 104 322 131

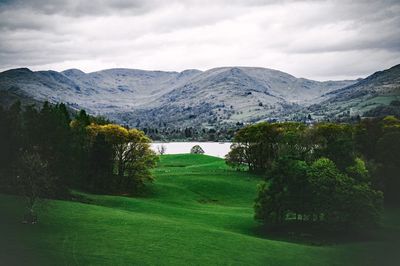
0 0 332 17
0 0 155 17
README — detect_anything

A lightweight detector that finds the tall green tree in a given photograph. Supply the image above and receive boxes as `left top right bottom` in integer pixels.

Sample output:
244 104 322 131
255 157 310 224
227 122 282 172
311 123 355 171
376 130 400 204
33 102 72 196
87 124 157 193
0 101 22 192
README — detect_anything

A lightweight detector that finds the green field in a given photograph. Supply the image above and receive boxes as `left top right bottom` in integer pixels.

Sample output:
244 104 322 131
1 154 399 265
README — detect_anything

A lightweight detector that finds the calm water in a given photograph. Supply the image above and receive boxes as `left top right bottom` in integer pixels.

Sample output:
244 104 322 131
151 142 232 158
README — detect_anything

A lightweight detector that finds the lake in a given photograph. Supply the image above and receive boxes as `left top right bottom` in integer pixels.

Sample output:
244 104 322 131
151 142 232 158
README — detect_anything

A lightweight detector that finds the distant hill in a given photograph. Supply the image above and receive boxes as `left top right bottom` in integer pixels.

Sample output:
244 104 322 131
117 67 355 127
1 64 398 126
0 67 201 115
307 64 400 120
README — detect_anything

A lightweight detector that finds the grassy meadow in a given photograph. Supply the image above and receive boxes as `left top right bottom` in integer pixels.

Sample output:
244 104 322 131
1 154 399 265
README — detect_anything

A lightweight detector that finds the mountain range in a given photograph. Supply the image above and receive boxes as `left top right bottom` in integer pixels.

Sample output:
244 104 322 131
0 64 399 127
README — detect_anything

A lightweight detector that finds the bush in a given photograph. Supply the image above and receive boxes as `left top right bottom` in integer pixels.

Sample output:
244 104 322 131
190 145 204 154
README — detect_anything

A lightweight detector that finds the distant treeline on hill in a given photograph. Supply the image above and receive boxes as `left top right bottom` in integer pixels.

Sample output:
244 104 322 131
135 99 400 142
140 124 243 142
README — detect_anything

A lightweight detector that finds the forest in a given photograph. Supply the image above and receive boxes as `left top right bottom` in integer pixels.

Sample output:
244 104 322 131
0 101 157 222
226 118 400 231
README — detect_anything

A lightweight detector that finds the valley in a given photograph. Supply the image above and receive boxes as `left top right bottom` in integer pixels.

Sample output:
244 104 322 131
2 154 399 265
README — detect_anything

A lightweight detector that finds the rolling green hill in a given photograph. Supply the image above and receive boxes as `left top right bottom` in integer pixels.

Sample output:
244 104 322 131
1 154 399 265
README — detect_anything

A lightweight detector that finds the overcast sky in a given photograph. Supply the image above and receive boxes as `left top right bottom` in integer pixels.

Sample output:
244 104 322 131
0 0 399 80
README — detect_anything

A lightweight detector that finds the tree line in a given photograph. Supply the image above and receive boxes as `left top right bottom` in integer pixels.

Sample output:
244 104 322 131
226 117 400 231
141 125 240 141
0 101 156 222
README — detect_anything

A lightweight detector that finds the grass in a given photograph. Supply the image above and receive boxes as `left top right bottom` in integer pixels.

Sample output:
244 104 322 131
1 154 399 265
357 95 400 113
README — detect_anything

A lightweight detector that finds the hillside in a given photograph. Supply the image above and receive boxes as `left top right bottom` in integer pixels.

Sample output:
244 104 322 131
0 66 355 126
307 64 400 119
1 154 399 265
0 67 201 115
1 65 399 126
119 67 355 127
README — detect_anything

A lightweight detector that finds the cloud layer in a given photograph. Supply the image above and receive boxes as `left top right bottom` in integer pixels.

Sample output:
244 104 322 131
1 0 399 80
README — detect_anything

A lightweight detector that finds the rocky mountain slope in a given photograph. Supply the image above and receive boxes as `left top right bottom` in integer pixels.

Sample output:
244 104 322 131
0 67 201 114
0 64 398 127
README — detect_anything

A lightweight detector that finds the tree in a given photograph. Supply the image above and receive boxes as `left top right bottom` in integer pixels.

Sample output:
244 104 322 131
87 133 114 192
124 140 158 192
226 122 282 172
255 157 383 231
338 183 383 230
307 158 382 230
346 157 370 183
2 101 158 199
255 182 283 224
307 158 348 223
226 122 309 173
276 122 310 160
190 145 204 154
225 143 246 170
20 102 74 198
16 150 55 224
255 158 309 225
87 124 157 193
354 118 383 160
311 123 355 171
157 144 167 155
282 159 311 222
70 109 94 187
353 116 400 205
0 101 22 192
376 130 400 204
70 109 90 128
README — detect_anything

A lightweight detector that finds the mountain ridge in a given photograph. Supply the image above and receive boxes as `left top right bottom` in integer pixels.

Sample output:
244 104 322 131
0 65 398 127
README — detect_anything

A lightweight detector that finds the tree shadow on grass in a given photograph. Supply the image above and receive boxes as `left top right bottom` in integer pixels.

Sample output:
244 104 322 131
252 221 384 246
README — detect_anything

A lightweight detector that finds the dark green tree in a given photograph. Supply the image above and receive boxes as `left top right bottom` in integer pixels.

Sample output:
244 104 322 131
0 101 22 192
16 150 55 224
376 130 400 204
255 157 383 231
87 133 114 192
311 123 355 171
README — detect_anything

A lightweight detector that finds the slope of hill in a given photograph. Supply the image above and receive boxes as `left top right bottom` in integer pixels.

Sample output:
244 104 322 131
307 64 400 119
0 66 356 126
1 154 399 265
128 67 357 126
0 67 202 115
1 64 399 126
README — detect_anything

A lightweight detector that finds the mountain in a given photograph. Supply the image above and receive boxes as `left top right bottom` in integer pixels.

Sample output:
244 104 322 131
117 67 355 127
0 67 202 115
0 65 398 127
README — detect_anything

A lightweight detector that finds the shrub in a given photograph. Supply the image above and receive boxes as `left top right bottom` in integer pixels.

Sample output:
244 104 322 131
190 145 204 154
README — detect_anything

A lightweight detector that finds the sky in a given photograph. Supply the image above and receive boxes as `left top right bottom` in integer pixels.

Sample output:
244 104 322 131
0 0 399 80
